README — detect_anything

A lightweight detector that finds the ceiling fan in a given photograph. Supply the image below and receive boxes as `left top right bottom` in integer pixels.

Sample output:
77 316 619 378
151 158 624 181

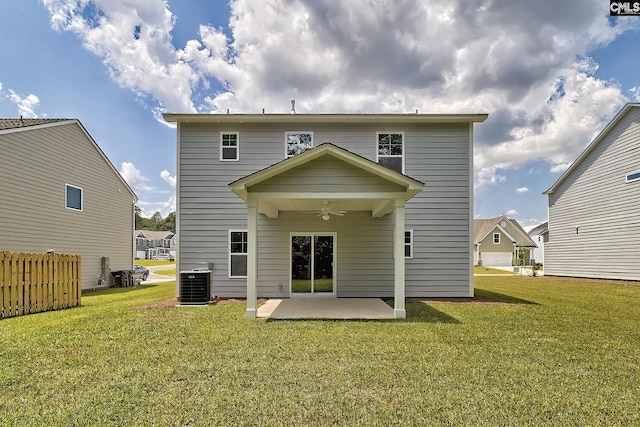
304 203 346 221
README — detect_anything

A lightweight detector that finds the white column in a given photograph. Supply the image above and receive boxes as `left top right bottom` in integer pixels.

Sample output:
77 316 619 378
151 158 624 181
394 200 406 319
246 199 258 318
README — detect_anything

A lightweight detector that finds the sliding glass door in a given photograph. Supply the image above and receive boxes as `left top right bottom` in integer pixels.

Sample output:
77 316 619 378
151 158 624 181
291 234 335 295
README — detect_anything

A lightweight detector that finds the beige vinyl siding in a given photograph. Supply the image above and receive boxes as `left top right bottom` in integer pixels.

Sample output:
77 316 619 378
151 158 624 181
178 121 473 297
546 108 640 280
0 122 135 289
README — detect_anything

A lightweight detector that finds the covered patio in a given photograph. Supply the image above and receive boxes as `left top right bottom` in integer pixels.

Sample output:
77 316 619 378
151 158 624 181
257 298 395 319
229 143 424 319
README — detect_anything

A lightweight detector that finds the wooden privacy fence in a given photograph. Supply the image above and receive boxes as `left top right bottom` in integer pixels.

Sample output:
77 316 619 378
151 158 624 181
0 251 81 319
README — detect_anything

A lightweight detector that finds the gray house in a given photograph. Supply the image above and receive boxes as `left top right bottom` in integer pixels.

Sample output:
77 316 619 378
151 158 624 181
135 230 176 259
164 112 487 318
543 103 640 281
473 216 537 267
0 118 137 289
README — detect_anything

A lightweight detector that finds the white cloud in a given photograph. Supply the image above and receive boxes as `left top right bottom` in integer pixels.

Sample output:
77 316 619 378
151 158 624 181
516 187 529 193
506 209 518 215
41 0 638 187
5 89 40 118
119 161 153 192
630 86 640 102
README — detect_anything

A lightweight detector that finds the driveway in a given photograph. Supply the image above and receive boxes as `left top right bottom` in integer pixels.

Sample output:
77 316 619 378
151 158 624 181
142 264 176 283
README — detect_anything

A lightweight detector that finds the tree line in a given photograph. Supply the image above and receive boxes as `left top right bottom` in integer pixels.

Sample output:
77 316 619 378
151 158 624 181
135 206 176 233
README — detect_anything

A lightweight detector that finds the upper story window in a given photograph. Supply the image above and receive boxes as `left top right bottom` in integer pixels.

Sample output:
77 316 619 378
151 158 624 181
286 131 313 158
626 170 640 183
65 184 83 211
220 132 239 161
493 233 500 244
377 132 404 173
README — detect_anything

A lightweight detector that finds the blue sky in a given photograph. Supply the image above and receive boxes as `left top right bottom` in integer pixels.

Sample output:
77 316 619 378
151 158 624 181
0 1 638 228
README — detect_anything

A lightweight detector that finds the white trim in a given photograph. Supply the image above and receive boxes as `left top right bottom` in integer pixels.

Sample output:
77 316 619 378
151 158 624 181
285 131 314 158
394 200 406 319
163 113 489 124
468 122 474 296
220 131 239 161
65 184 83 211
228 229 248 278
376 131 405 173
626 170 640 183
289 232 337 297
404 229 413 259
493 232 500 244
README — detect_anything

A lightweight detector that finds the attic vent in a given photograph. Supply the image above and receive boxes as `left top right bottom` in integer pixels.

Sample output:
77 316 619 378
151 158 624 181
500 221 506 227
179 270 211 304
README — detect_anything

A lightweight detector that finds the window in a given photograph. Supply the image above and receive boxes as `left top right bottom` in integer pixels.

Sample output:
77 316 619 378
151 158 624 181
229 230 248 278
626 170 640 183
286 132 313 157
493 233 500 244
377 132 404 173
405 230 413 259
65 184 83 211
220 132 239 161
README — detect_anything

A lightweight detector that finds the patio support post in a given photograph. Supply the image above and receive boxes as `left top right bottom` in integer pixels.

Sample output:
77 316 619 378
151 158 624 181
246 198 258 318
394 199 406 319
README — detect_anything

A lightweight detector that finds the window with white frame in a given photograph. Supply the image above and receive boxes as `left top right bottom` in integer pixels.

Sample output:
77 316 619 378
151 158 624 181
286 132 313 157
220 132 239 161
229 231 248 277
377 132 404 173
493 233 500 244
626 170 640 183
405 230 413 259
65 184 83 211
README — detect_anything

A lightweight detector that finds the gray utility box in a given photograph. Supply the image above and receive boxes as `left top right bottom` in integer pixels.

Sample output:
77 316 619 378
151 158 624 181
179 270 212 304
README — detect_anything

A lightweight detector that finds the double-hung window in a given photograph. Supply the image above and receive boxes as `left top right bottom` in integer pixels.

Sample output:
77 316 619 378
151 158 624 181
229 230 248 278
493 233 500 244
220 132 239 161
377 132 404 173
626 170 640 183
286 131 313 158
65 184 83 211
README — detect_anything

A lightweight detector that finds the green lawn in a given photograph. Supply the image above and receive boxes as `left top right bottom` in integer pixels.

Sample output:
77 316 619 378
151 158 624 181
0 277 638 426
474 266 513 274
134 259 175 267
154 268 176 276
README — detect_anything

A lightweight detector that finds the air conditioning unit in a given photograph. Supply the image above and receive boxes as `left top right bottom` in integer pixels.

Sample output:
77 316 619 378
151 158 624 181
179 270 212 304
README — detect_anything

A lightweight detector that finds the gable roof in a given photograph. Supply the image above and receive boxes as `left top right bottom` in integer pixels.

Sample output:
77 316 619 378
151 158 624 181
528 222 548 236
473 215 537 247
229 142 424 200
0 118 137 201
135 230 175 240
0 118 70 130
544 103 640 194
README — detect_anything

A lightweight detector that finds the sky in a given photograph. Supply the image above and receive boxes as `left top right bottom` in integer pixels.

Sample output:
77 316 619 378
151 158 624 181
0 0 638 229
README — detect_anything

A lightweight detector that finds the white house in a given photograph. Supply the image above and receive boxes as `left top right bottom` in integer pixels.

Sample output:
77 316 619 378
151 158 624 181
527 222 548 265
164 112 488 318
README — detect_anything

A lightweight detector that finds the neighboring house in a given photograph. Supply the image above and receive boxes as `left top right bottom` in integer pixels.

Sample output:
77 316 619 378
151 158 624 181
135 230 176 259
543 103 640 281
527 222 548 265
473 216 537 267
164 112 488 318
0 118 137 289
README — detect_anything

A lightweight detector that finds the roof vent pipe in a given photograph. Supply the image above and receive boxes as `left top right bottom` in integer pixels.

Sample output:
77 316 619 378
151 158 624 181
290 99 296 114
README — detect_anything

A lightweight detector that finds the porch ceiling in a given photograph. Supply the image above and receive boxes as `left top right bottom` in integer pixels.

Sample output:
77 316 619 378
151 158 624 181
255 196 399 218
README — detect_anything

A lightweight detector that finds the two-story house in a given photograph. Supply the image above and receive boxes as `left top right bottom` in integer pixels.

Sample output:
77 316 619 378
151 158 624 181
135 230 176 259
473 216 538 267
164 112 487 318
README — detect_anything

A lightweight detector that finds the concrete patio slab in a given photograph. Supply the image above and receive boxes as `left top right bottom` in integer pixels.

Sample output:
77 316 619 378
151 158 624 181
257 298 394 319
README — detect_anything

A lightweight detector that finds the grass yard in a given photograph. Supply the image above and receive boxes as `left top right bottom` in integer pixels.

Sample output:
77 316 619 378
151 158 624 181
0 277 638 426
154 268 176 276
134 259 175 267
474 266 513 275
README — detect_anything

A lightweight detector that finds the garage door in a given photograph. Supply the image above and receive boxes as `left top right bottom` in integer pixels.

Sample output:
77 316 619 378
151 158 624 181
482 252 512 267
